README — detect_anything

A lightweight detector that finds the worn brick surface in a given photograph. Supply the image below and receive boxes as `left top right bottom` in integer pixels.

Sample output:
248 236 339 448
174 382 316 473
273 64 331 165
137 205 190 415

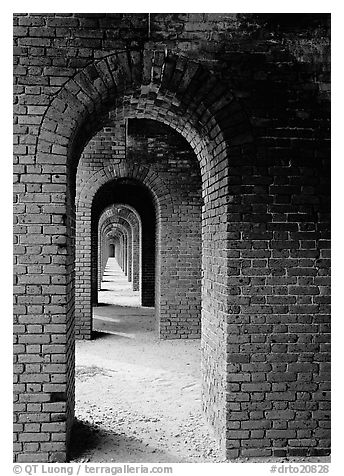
13 13 330 462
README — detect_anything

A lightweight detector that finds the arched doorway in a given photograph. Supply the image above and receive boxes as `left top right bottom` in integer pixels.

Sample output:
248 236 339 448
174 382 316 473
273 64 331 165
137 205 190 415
97 204 142 293
30 49 253 461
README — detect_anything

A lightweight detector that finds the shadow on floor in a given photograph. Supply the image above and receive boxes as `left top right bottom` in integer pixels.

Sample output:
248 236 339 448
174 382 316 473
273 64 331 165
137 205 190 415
68 418 102 461
93 314 155 336
91 330 111 341
69 417 183 463
90 330 132 342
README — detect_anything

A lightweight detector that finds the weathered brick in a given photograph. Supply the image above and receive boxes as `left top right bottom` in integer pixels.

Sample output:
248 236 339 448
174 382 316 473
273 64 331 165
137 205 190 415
13 12 331 464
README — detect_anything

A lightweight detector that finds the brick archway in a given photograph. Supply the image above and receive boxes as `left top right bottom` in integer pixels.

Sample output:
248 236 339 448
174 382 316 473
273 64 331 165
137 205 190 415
101 220 130 278
99 217 132 286
75 164 173 338
36 49 253 198
26 48 254 460
105 228 127 269
104 226 126 268
76 163 173 218
98 204 142 292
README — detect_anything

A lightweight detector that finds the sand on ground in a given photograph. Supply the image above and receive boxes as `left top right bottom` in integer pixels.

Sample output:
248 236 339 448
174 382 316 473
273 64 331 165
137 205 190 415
71 258 330 464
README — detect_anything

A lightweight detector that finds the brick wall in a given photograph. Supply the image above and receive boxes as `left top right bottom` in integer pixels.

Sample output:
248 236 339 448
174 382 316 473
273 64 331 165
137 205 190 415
13 13 330 461
127 119 203 338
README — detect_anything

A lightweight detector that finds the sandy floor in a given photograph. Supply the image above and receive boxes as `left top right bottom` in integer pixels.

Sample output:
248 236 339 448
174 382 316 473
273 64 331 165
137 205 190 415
72 258 220 463
71 258 330 464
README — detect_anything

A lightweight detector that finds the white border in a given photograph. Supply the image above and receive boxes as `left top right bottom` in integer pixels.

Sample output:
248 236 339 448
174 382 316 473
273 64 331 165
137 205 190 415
3 4 340 474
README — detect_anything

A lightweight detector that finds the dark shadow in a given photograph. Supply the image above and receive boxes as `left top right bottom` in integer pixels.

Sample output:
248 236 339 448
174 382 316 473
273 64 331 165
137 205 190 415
93 314 155 335
68 418 102 461
90 330 131 342
68 417 184 463
91 330 112 340
95 304 150 310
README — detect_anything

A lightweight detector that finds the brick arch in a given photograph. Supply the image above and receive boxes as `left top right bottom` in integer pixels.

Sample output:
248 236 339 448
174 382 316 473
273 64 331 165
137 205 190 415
105 227 127 263
34 48 255 458
106 228 126 262
99 215 133 285
106 230 124 263
36 48 253 185
98 204 142 291
75 164 172 336
105 226 125 241
76 162 173 220
101 218 131 267
101 220 131 278
99 203 142 225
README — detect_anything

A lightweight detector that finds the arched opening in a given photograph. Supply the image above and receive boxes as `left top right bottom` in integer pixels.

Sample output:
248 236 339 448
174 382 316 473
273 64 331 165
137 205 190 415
13 16 331 464
75 117 204 341
97 204 142 298
28 48 254 461
90 179 157 336
73 118 206 459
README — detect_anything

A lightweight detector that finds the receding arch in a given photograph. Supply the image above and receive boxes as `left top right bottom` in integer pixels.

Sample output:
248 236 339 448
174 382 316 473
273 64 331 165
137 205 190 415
76 162 173 218
105 227 126 266
75 163 173 338
109 243 115 257
99 215 133 285
97 204 142 292
101 221 130 277
106 228 127 267
91 179 157 311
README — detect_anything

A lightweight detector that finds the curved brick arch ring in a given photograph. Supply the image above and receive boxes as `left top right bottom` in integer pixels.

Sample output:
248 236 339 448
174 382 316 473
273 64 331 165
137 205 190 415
91 207 136 306
102 220 130 276
100 203 142 227
105 226 126 239
35 48 255 460
75 163 172 335
99 215 134 284
76 162 174 221
98 204 142 291
105 229 125 263
36 49 253 183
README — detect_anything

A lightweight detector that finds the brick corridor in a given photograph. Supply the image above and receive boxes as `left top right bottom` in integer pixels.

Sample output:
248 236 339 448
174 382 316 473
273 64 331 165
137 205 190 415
74 259 220 462
13 14 331 462
97 257 141 308
74 261 330 463
92 257 152 336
